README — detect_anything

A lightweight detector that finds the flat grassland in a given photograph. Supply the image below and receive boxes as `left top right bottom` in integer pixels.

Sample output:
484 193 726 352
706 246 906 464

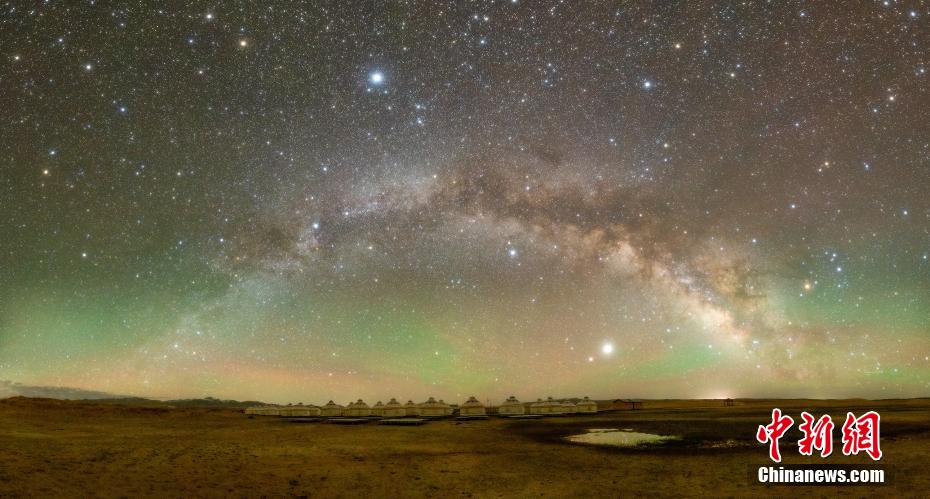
1 397 928 497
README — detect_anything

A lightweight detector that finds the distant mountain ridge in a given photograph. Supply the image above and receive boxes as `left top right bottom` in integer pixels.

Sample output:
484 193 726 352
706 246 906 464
0 380 262 407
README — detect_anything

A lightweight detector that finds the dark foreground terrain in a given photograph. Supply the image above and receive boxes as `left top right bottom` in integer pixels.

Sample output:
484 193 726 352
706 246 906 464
1 397 928 497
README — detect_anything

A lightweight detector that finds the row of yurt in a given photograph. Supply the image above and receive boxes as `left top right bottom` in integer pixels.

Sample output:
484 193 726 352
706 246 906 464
279 405 322 417
245 406 284 416
529 397 562 414
576 396 598 413
248 395 597 418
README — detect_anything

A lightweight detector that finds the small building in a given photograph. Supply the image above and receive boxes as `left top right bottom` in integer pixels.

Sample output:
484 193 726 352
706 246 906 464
529 397 562 415
576 396 598 413
344 399 372 417
246 406 281 416
459 396 486 416
404 400 421 416
419 397 449 417
561 400 578 414
262 406 282 416
280 405 319 417
497 396 525 416
371 401 385 417
320 400 344 417
382 398 406 417
439 399 454 416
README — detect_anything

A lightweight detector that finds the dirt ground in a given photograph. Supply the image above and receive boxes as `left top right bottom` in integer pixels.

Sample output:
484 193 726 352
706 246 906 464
1 397 928 497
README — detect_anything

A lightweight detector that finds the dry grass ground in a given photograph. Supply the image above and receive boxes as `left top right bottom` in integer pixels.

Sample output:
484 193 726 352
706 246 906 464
1 397 928 497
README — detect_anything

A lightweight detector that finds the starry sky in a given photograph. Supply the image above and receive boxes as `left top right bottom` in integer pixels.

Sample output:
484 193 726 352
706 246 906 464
1 1 929 404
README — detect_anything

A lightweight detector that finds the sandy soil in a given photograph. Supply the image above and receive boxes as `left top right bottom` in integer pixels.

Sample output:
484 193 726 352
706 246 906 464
1 397 928 497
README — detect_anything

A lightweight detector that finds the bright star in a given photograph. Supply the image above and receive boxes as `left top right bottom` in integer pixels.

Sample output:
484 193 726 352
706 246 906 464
369 71 385 85
601 343 614 355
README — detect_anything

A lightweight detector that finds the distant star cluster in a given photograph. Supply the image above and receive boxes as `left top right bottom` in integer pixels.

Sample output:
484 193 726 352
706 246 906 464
1 1 928 403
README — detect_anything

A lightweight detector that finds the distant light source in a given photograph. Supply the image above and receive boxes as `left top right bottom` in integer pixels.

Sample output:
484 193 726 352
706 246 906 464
369 71 385 85
601 343 614 355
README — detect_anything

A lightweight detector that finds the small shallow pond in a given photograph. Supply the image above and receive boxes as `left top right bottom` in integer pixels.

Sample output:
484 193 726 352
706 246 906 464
566 428 680 447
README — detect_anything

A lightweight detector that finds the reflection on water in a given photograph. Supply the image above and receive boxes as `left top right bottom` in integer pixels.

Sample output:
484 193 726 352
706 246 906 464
566 428 679 447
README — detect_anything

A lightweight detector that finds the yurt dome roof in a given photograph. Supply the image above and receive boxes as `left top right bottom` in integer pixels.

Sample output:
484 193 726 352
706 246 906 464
462 396 483 407
421 397 448 407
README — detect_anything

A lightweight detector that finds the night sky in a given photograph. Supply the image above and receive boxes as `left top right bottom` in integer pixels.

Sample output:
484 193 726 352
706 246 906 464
2 1 929 404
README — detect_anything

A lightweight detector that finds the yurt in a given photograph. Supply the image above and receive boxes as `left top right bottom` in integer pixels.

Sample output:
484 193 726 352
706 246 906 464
281 404 321 417
529 398 546 415
371 401 385 417
404 400 421 416
419 397 449 417
321 400 344 417
497 396 525 416
545 397 565 414
576 396 598 414
459 396 486 416
279 405 301 417
382 398 406 417
344 399 372 417
262 406 282 416
247 406 279 416
529 397 561 415
439 399 454 416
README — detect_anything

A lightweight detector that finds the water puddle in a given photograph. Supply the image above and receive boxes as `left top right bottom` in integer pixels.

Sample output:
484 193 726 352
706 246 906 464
566 428 679 447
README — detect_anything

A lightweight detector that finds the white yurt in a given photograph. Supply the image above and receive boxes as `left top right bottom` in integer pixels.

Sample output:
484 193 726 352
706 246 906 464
282 404 321 417
404 400 421 416
497 396 525 416
545 397 565 414
382 398 406 417
262 406 282 416
419 397 449 417
576 396 598 414
371 401 385 417
279 405 301 417
529 398 547 414
438 399 454 416
344 399 372 417
459 396 486 416
530 397 562 414
321 400 344 417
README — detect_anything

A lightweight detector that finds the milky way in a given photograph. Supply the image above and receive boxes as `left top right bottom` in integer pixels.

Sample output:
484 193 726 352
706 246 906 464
1 2 928 403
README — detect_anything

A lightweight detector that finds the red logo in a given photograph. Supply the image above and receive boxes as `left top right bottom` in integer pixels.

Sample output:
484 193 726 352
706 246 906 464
757 409 881 462
841 411 882 460
798 412 834 458
756 408 794 462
